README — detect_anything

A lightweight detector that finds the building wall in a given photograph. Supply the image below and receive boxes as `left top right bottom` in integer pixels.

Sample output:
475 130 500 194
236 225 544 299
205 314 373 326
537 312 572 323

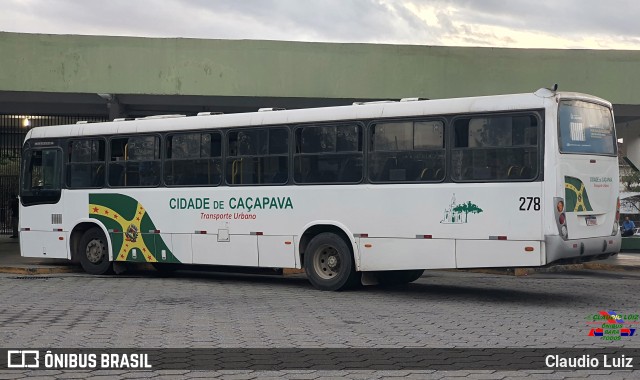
1 32 640 103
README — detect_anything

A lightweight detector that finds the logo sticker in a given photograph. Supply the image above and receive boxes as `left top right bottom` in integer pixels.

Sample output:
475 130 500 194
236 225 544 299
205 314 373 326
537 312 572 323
89 193 180 264
586 310 638 341
565 176 593 212
440 194 483 224
125 224 139 242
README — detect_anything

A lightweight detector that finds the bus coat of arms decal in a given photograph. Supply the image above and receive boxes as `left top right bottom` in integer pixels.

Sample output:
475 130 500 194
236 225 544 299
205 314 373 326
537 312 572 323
125 224 139 242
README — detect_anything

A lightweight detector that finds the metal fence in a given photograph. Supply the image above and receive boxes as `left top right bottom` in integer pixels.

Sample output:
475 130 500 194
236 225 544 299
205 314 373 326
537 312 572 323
0 114 108 234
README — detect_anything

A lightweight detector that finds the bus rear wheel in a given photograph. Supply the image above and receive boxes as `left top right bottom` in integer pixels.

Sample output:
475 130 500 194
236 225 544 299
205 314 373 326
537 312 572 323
79 227 113 275
304 232 359 291
375 270 424 286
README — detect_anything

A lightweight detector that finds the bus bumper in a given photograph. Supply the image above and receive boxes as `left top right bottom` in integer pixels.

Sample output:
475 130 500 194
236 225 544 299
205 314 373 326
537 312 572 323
544 233 621 265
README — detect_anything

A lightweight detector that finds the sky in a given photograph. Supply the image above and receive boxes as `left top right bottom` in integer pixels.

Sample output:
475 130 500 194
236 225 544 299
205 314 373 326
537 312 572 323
1 0 639 49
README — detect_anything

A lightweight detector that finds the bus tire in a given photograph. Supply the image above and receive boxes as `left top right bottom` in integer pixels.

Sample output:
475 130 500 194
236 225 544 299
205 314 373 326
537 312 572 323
78 227 113 275
375 270 424 286
304 232 359 291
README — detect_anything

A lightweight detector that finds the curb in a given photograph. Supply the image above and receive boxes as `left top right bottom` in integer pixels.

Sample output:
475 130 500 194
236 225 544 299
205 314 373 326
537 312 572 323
1 263 637 276
0 265 82 275
582 262 640 272
454 263 639 276
449 264 584 276
283 268 305 276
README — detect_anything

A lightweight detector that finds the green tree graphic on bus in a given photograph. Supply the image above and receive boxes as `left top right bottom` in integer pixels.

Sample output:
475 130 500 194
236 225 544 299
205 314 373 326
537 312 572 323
440 194 483 224
453 201 484 223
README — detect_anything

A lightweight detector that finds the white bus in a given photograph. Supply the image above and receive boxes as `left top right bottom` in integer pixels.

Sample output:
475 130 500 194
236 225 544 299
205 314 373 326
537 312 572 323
19 88 621 290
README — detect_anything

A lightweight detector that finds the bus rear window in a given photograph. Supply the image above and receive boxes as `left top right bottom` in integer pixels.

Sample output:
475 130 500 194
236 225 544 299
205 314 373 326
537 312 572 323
558 100 615 155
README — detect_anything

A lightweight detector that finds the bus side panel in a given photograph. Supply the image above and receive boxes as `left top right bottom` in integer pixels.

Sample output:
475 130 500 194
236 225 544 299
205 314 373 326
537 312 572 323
19 231 69 259
455 240 543 268
258 235 296 268
20 194 67 259
192 234 259 266
171 234 193 264
358 238 455 271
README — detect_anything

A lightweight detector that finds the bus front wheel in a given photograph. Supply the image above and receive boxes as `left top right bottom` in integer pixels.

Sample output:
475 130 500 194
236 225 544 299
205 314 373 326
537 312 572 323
79 228 113 275
304 232 359 291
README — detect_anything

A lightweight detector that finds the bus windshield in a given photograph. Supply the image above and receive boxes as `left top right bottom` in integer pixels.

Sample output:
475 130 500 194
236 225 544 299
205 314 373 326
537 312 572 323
558 100 616 156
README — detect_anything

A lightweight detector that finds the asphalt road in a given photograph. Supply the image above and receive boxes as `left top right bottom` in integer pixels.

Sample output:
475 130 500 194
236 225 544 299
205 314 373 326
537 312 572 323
1 269 639 379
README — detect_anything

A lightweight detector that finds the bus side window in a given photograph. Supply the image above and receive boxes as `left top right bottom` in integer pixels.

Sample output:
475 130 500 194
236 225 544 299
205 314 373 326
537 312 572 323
109 136 160 187
226 128 289 186
452 114 538 182
369 120 444 183
93 164 105 187
67 139 105 189
108 164 125 186
109 139 126 186
165 132 222 186
294 124 362 184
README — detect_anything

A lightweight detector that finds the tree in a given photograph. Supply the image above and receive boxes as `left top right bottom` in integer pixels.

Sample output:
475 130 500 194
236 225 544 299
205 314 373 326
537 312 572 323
0 153 19 176
453 201 483 223
621 169 640 192
619 144 640 191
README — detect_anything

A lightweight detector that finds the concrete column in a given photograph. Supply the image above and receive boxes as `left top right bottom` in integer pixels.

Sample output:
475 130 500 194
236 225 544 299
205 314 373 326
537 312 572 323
619 118 640 168
107 94 125 120
98 93 125 120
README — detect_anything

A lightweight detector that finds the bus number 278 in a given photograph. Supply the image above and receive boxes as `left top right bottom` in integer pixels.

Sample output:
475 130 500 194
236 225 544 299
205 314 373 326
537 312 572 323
519 197 541 211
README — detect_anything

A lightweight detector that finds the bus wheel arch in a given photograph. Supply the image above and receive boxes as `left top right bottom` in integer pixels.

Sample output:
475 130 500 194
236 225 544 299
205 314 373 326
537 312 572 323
299 224 360 291
71 221 113 275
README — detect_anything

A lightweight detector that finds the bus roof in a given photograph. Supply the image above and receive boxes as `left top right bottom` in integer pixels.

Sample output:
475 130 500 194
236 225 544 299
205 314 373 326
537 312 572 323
24 89 610 140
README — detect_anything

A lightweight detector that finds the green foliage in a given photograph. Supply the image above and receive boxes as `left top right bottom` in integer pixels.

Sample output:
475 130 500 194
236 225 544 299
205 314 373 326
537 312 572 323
453 201 483 222
621 170 640 192
0 154 19 176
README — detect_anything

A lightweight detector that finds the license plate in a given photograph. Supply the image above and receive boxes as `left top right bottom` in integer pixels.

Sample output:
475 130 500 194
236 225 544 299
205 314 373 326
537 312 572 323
586 216 597 226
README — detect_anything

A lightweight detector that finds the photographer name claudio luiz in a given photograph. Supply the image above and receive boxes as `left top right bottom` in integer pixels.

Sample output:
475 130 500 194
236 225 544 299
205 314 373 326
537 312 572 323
546 354 633 369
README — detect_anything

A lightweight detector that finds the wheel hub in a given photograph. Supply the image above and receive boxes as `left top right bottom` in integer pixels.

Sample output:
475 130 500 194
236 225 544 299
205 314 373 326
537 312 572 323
327 255 338 268
313 244 341 280
86 239 105 264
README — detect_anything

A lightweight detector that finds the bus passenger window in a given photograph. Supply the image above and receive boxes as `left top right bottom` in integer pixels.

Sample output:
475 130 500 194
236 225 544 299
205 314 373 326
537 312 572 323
225 127 289 185
109 136 160 187
67 139 105 189
165 132 222 186
293 124 362 184
369 120 444 183
452 114 539 182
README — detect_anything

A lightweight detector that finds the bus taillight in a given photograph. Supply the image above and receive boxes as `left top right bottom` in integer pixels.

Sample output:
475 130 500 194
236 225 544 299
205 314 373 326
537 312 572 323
554 197 568 240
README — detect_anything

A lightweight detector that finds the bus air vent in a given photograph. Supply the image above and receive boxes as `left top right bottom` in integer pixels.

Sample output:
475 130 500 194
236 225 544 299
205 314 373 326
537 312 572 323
51 214 62 224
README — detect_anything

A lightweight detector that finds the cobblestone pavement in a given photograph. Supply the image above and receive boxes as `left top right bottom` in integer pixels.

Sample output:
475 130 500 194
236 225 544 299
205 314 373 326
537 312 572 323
0 269 639 379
